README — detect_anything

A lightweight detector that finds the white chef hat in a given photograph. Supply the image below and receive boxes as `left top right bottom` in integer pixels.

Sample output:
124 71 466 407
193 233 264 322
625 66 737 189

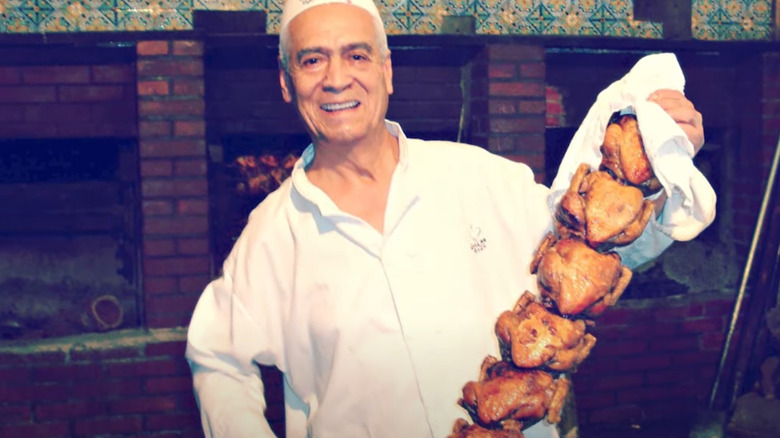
279 0 383 34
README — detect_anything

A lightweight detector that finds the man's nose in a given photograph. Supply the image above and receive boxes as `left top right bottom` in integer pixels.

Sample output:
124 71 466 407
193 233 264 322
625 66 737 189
322 58 351 91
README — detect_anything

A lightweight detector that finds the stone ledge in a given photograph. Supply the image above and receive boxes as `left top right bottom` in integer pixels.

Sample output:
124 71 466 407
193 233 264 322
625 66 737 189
0 327 187 355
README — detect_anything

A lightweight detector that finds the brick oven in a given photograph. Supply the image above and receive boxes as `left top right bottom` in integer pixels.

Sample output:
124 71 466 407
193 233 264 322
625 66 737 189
0 29 778 438
0 46 140 342
0 37 212 437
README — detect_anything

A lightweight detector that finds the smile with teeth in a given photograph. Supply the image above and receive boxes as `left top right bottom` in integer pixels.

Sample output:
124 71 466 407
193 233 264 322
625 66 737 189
321 101 360 112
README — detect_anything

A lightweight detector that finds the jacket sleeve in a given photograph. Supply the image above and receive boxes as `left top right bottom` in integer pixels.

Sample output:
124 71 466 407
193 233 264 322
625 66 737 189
612 208 674 269
185 216 286 438
523 420 561 438
185 280 275 437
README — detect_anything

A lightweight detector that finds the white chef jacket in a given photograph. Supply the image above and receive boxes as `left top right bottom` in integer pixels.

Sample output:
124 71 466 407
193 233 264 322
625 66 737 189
185 121 674 438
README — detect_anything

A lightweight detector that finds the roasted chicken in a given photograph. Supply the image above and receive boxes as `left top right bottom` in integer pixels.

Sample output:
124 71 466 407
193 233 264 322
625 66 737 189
233 153 297 197
530 233 632 318
556 163 654 248
495 291 596 371
448 419 525 438
600 114 661 195
452 107 660 437
460 356 569 428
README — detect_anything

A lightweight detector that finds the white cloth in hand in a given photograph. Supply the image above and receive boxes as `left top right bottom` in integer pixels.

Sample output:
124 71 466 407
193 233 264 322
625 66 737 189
549 52 716 241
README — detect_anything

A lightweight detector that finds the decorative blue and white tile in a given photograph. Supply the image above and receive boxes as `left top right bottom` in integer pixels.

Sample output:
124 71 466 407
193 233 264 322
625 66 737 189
1 10 34 32
205 0 263 9
0 0 24 31
442 0 468 15
543 0 569 15
408 14 439 33
549 7 600 36
79 12 120 30
159 7 193 29
0 0 774 40
16 0 56 27
117 0 149 12
507 1 555 34
262 0 284 32
116 5 153 30
391 0 427 32
587 3 624 35
378 0 410 34
192 0 227 8
473 0 506 34
36 0 120 31
116 0 188 29
90 0 120 27
628 17 662 38
692 0 772 40
39 3 83 31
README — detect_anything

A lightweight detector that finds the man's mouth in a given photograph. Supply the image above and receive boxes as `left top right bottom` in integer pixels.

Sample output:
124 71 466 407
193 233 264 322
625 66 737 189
321 101 360 112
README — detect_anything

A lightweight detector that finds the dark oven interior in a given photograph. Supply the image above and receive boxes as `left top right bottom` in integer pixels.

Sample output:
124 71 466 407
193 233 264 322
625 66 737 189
0 138 140 340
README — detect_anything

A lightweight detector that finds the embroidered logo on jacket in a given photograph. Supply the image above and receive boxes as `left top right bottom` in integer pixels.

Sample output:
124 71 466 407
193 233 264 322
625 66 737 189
469 225 487 253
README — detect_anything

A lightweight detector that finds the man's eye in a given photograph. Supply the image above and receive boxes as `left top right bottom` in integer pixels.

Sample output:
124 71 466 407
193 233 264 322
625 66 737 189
302 58 320 66
351 54 368 62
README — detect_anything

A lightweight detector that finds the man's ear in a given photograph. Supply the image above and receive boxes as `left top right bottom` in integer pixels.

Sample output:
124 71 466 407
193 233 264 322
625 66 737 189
384 51 393 96
279 63 293 103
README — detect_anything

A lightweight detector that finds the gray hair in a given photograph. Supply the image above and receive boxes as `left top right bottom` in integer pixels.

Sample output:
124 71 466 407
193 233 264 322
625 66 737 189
278 13 389 73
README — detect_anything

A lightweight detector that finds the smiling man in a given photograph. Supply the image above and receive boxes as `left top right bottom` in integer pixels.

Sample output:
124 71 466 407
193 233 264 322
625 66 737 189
184 1 710 437
278 1 397 232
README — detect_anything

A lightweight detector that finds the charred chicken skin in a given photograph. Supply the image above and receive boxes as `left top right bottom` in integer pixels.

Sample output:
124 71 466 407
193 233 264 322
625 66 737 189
530 233 632 318
460 356 569 428
556 163 654 248
448 419 525 438
495 291 596 371
600 114 661 195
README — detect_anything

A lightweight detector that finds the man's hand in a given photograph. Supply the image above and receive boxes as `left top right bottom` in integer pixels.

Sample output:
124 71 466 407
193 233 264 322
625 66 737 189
648 89 704 154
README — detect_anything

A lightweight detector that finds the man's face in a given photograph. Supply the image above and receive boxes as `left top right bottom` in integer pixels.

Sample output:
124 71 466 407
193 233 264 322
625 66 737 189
279 4 393 146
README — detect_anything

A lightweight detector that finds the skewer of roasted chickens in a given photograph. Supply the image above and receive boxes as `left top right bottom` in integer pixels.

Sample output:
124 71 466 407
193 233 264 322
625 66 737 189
449 113 658 438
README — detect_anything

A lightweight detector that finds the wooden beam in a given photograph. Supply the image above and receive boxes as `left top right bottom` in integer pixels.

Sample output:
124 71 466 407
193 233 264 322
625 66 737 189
634 0 692 40
192 10 267 34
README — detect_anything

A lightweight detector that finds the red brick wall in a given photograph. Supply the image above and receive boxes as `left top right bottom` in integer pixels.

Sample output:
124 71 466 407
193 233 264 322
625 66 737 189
573 293 731 432
0 63 136 138
470 44 547 182
136 40 211 329
0 333 289 438
546 85 565 128
0 336 203 438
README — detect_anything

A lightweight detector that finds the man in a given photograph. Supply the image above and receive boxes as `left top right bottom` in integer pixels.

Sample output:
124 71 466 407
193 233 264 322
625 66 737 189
185 0 708 437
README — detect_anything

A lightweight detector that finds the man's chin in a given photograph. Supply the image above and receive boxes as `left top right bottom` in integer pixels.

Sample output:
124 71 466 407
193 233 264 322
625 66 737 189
314 129 367 146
